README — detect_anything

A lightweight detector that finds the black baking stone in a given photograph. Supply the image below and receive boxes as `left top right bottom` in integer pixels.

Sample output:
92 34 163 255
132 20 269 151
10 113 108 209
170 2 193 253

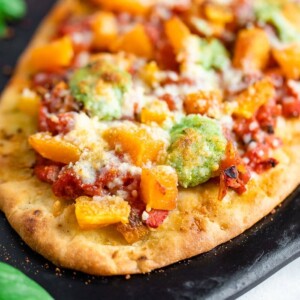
1 1 300 299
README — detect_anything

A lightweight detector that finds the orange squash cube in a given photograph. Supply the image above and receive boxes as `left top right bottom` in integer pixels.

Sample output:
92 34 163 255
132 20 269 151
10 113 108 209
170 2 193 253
75 196 130 229
30 36 74 71
204 3 233 24
91 12 118 50
141 61 160 86
111 24 153 59
283 3 300 31
165 17 191 53
141 166 178 211
103 125 165 166
184 90 222 117
234 79 275 119
233 28 270 71
18 88 40 116
273 45 300 79
141 100 170 125
91 0 149 15
28 133 81 164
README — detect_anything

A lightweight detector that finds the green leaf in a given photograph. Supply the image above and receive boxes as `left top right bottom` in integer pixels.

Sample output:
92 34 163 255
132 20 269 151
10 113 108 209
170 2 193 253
0 0 26 20
0 12 7 37
0 262 53 300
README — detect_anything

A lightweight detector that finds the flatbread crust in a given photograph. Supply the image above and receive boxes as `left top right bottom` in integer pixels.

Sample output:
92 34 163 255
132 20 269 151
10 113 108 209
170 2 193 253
1 0 300 275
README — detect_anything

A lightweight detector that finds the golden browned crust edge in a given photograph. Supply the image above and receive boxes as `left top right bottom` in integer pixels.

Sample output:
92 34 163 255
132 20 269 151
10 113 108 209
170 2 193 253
0 0 300 276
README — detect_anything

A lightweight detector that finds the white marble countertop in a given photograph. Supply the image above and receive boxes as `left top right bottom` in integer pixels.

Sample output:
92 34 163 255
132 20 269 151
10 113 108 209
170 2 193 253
239 258 300 300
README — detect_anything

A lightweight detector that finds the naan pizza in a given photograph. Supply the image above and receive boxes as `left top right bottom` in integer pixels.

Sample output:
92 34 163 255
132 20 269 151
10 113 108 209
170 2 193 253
1 0 300 275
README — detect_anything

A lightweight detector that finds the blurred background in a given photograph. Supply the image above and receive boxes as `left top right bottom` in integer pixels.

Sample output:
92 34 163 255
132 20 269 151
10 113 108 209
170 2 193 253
0 0 55 90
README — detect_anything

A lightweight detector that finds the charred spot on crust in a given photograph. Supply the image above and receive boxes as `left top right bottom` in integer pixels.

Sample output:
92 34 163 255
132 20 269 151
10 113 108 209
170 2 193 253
112 251 119 259
24 216 37 234
33 210 42 216
138 256 147 261
0 129 14 140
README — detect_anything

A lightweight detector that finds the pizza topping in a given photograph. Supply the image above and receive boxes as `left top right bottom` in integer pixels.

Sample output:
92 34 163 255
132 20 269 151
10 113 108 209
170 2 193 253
183 90 222 118
233 79 275 119
218 141 251 200
273 45 300 80
140 166 178 211
165 16 191 55
90 12 118 50
116 219 149 243
24 0 300 234
28 133 81 164
255 0 300 43
111 23 154 59
70 59 132 120
75 195 130 229
30 36 74 71
103 123 166 167
145 210 169 229
167 115 227 187
233 27 270 72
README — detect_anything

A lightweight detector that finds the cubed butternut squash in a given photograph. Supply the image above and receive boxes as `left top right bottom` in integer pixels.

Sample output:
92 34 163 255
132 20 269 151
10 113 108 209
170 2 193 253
204 3 233 24
184 90 222 118
103 125 165 166
141 61 160 86
91 12 118 50
18 88 40 116
116 222 149 243
233 28 270 71
91 0 149 15
75 196 130 229
234 79 275 119
141 100 170 125
30 36 74 71
165 17 191 53
273 45 300 79
111 24 153 59
141 165 178 211
28 133 81 164
283 3 300 32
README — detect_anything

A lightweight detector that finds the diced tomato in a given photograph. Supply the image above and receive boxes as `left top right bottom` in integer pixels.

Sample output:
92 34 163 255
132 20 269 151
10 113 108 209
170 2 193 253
52 168 86 200
34 156 63 184
145 210 169 228
256 102 281 133
35 165 62 184
243 144 278 174
159 93 177 111
218 141 251 200
171 0 191 13
282 97 300 118
233 117 258 136
52 165 141 201
41 82 82 114
58 17 92 52
38 109 75 135
145 22 178 71
155 41 179 71
32 71 67 90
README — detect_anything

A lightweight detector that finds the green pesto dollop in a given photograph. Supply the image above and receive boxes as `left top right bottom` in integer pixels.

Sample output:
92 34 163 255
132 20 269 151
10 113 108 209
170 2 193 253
167 115 227 188
70 59 132 120
255 0 300 43
197 37 229 70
